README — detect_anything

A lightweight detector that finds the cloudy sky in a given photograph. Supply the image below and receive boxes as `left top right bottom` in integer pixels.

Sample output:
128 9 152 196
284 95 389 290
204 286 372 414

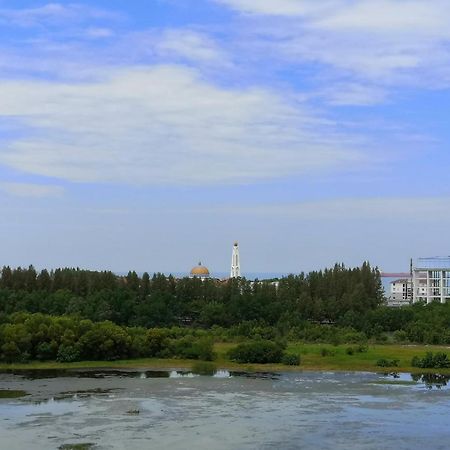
1 0 449 275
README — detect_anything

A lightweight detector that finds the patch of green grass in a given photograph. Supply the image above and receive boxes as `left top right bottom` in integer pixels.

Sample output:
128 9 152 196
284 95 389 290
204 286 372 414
0 390 28 399
1 343 450 375
371 380 417 386
59 444 95 450
191 361 217 375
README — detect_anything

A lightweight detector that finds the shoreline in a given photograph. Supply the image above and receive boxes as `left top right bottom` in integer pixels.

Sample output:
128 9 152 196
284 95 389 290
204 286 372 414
1 343 450 375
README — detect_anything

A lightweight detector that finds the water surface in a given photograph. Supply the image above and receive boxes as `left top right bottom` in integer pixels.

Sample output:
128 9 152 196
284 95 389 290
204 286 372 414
1 370 449 450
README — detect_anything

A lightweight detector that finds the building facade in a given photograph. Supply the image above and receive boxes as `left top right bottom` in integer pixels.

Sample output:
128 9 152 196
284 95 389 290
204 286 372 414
413 257 450 304
388 278 413 307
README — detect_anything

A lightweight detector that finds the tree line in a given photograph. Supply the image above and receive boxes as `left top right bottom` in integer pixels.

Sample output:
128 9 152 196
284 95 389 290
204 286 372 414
0 263 382 328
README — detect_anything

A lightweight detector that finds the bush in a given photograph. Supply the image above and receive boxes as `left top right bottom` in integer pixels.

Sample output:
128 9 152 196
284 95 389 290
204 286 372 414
36 340 58 361
346 347 354 355
228 340 284 364
56 344 80 363
281 353 300 366
146 329 169 357
192 361 217 375
320 348 335 357
393 330 408 343
169 337 216 361
411 352 450 369
376 358 399 368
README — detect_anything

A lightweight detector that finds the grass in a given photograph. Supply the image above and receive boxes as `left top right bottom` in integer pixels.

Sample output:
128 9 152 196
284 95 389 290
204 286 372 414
0 389 28 399
59 444 95 450
1 343 450 374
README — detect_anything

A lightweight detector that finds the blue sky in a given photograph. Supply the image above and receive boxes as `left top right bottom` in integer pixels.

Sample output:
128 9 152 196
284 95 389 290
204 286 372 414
0 0 449 275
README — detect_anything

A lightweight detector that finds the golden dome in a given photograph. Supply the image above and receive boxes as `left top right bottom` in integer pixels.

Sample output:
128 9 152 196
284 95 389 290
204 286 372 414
190 262 210 277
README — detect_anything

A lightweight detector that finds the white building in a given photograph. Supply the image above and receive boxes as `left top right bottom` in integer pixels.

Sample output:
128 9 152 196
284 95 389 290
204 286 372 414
388 278 412 307
413 257 450 304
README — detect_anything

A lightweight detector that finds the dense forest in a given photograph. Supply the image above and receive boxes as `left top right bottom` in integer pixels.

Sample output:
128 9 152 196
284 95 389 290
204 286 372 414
1 263 450 364
0 263 382 328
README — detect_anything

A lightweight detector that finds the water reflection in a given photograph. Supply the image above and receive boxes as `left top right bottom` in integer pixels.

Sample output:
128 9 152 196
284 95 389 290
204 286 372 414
411 373 450 389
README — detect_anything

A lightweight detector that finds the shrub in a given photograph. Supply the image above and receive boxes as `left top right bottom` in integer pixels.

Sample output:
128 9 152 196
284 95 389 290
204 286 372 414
393 330 408 343
169 337 216 361
320 348 335 357
36 340 58 361
192 361 217 375
411 352 450 369
346 347 354 356
56 344 80 363
281 353 300 366
376 358 399 368
228 340 284 364
146 329 169 357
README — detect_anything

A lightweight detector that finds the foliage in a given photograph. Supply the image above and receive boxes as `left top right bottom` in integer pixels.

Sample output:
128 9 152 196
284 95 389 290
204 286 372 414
228 340 284 364
281 353 301 366
191 361 218 375
0 263 383 331
411 352 450 369
376 358 399 368
320 348 336 357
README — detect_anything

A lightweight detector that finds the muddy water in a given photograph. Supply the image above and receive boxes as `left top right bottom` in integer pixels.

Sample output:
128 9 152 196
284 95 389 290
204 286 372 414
1 370 450 450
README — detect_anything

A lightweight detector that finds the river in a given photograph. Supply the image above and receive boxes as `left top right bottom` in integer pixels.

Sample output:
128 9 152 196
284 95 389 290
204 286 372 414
1 369 449 449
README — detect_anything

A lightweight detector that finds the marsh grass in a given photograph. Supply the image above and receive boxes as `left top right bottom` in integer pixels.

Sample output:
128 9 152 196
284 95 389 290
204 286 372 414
191 361 217 375
59 445 95 450
1 343 450 374
0 389 27 399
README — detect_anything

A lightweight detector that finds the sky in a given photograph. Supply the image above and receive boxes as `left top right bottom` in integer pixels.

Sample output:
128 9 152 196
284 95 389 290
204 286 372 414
0 0 450 276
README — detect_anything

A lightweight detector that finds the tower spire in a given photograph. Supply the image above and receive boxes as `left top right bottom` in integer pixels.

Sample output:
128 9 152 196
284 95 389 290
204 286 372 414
230 242 241 278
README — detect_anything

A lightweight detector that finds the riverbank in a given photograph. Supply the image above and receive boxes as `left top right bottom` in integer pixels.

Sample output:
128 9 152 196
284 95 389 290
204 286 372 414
1 343 450 374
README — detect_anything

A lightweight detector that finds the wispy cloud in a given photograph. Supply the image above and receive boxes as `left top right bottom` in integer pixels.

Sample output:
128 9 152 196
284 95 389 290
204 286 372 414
0 65 367 186
0 182 64 198
155 29 229 65
216 0 450 92
0 3 121 27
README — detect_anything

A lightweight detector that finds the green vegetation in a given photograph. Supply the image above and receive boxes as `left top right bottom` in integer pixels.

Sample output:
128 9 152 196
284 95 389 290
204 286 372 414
191 361 218 375
59 444 95 450
0 389 28 398
281 353 301 366
411 352 450 369
0 263 382 330
1 263 450 373
1 343 450 374
228 340 285 364
376 358 399 368
0 312 216 363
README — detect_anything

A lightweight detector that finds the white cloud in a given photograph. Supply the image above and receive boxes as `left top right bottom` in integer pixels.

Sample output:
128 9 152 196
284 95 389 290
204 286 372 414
0 182 64 198
0 3 120 27
217 0 450 89
318 83 388 106
214 0 337 16
0 65 365 186
155 29 228 64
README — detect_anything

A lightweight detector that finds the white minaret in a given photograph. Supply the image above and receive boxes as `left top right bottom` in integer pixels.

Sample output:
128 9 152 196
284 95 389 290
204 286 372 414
230 242 241 278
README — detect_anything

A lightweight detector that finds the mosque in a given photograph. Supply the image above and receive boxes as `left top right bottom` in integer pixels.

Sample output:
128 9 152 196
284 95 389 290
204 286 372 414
189 262 211 280
189 242 241 280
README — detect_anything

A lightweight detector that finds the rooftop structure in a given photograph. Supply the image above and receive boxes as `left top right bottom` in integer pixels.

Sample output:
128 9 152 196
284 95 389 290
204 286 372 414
190 262 210 279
